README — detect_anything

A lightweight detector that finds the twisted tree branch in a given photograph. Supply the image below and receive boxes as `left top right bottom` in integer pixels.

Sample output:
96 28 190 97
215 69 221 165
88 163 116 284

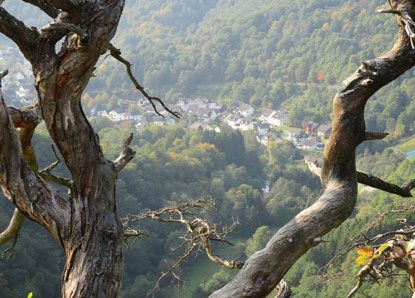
306 159 415 197
0 8 39 60
212 1 415 296
0 208 25 247
21 0 60 18
106 43 182 118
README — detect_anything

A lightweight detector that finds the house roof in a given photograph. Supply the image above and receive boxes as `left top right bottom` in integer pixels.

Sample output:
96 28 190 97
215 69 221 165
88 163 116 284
260 108 275 117
271 111 287 119
317 124 331 133
306 121 320 130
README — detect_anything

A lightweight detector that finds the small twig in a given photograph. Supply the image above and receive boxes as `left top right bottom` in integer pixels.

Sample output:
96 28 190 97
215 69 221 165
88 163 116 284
0 69 8 80
106 43 182 118
38 144 73 191
39 144 61 173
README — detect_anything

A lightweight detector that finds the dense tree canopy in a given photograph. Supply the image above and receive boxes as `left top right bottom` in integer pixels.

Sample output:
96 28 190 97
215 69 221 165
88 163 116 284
1 0 415 297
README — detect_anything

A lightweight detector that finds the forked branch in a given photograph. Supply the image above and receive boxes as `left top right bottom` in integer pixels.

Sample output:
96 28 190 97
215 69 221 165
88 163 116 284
113 133 136 173
123 199 242 296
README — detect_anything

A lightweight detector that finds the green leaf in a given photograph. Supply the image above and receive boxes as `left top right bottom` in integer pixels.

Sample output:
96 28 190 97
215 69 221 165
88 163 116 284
356 255 370 265
373 242 393 258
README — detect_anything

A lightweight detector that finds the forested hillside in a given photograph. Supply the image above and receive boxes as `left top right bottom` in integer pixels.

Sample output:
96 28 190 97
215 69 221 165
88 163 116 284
1 0 415 297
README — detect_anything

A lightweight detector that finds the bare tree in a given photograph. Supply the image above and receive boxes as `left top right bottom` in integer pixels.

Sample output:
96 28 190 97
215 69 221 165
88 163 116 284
0 1 128 297
1 0 415 298
211 0 415 297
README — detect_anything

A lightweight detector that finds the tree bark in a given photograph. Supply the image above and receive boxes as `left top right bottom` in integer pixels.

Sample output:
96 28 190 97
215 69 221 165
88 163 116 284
0 1 128 297
211 1 415 297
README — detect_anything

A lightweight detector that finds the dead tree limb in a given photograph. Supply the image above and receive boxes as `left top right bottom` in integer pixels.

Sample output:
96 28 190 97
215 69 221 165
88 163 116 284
306 159 415 197
124 199 242 295
0 208 25 247
212 1 415 296
107 43 182 118
0 73 40 255
114 133 136 173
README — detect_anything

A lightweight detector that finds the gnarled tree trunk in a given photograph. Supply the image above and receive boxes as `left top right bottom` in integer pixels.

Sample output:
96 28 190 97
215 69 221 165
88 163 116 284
0 1 131 297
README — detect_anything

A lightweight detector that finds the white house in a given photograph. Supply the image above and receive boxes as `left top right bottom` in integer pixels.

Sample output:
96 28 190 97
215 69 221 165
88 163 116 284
316 124 331 139
189 122 214 131
268 111 288 127
257 132 281 146
226 114 242 129
300 138 325 151
238 103 255 117
285 129 301 142
256 123 270 136
135 121 149 130
97 110 108 117
259 109 275 122
177 98 190 110
108 110 121 122
197 108 217 122
238 117 257 131
131 112 141 123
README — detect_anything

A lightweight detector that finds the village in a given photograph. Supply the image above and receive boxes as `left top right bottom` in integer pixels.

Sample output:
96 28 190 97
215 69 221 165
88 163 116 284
0 46 331 151
91 97 331 151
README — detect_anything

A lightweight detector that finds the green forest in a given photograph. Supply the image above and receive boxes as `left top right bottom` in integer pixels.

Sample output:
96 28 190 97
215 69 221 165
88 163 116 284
1 0 415 297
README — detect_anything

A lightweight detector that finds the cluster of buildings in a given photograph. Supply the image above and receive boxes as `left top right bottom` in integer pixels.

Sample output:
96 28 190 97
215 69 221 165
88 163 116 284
1 46 330 151
0 47 36 108
92 97 331 151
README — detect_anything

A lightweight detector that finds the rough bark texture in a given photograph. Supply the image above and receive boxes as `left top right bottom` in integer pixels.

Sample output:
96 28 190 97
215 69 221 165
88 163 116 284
211 1 415 297
0 1 127 297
